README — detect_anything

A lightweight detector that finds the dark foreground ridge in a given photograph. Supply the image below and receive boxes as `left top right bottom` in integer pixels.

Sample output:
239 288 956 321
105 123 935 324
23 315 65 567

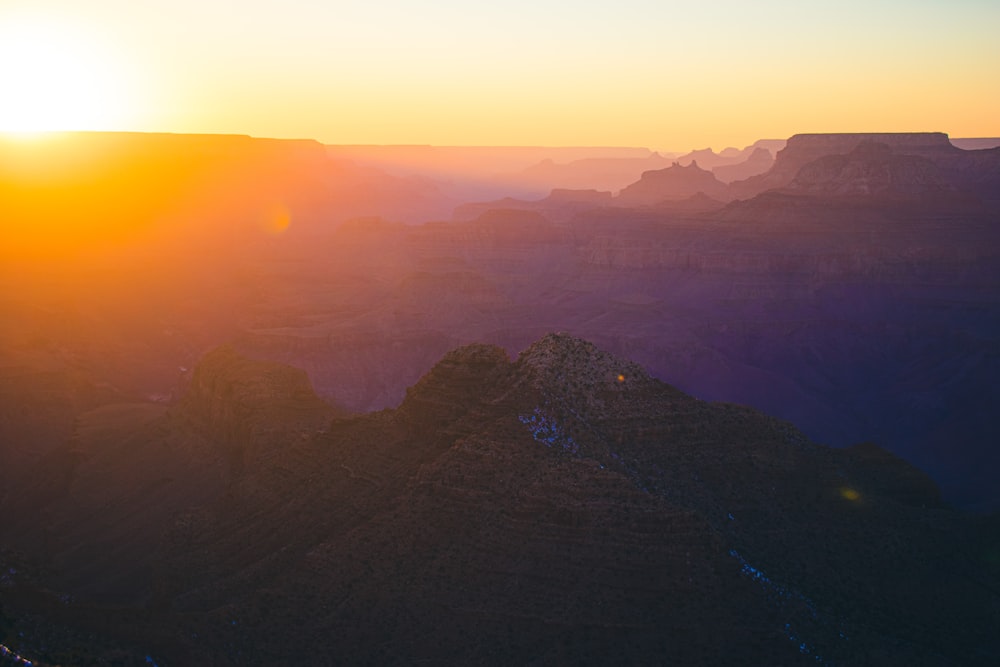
1 334 998 665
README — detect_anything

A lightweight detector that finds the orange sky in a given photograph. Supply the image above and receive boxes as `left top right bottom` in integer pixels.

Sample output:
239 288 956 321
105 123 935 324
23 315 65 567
1 0 998 151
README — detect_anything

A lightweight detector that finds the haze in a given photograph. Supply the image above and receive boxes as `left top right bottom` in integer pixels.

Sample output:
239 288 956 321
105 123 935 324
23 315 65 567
2 0 999 148
2 0 1000 664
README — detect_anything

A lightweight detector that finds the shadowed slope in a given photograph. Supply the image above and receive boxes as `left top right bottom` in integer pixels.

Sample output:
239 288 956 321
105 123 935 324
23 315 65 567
3 335 995 665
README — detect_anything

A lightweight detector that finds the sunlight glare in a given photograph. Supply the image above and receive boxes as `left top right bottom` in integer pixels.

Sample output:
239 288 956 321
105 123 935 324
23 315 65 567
0 15 134 134
260 203 292 236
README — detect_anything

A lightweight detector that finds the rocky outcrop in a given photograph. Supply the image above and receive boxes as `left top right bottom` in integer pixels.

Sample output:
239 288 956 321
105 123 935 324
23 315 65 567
616 161 731 205
782 141 954 197
398 343 511 434
672 146 747 170
179 345 338 464
672 140 785 171
713 146 774 183
730 132 957 198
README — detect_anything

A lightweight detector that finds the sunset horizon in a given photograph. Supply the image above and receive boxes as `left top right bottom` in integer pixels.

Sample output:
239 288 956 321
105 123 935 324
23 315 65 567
3 1 1000 665
2 0 998 150
4 127 998 158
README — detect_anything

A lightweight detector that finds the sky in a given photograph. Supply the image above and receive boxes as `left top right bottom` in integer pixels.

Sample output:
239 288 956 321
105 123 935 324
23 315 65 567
1 0 998 151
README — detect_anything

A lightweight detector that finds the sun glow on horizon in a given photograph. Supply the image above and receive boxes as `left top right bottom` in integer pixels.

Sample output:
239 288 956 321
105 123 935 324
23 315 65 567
0 14 138 135
1 1 998 150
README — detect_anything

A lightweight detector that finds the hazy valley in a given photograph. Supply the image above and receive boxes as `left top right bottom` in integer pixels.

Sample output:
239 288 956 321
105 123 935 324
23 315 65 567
1 130 999 664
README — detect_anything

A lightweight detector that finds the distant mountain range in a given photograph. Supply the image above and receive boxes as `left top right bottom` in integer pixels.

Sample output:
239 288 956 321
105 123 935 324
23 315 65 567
3 131 999 509
454 132 1000 214
326 141 789 198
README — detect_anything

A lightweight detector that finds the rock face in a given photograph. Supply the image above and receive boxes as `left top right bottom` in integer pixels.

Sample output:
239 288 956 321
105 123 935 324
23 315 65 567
1 335 997 665
670 140 784 175
783 141 955 197
397 343 512 434
713 146 774 183
180 345 342 465
672 147 741 170
0 348 343 611
775 132 954 177
730 132 958 198
616 161 731 205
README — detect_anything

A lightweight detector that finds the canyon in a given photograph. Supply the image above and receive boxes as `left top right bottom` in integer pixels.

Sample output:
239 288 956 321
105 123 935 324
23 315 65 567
1 129 999 663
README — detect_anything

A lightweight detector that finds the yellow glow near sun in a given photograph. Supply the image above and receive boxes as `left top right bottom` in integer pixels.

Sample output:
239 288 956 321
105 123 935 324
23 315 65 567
260 203 292 236
0 15 134 135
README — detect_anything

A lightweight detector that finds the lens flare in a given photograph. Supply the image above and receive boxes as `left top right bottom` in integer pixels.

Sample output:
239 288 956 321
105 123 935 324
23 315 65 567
260 203 292 235
839 487 861 502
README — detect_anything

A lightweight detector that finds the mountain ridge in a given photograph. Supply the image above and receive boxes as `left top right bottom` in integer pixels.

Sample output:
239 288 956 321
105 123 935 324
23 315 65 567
1 335 998 664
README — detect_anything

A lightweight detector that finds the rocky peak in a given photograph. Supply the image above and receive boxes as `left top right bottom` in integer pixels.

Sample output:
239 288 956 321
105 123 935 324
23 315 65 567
616 160 730 205
674 147 744 170
179 345 337 459
512 333 656 414
517 333 649 386
399 343 512 430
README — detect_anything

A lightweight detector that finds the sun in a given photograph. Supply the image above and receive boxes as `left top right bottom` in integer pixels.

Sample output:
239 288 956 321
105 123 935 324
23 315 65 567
0 14 135 135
